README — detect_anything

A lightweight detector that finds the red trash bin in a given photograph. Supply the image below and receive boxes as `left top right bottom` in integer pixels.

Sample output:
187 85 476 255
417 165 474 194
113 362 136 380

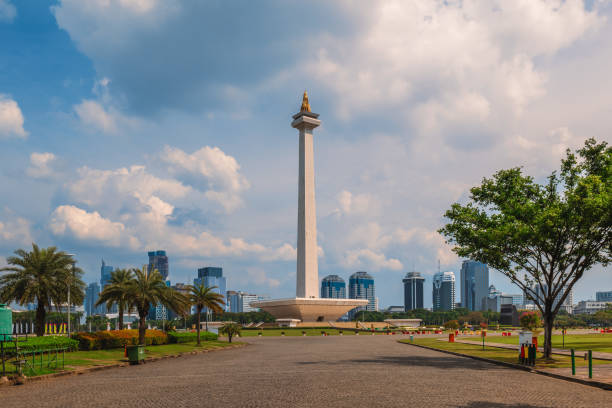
449 333 455 343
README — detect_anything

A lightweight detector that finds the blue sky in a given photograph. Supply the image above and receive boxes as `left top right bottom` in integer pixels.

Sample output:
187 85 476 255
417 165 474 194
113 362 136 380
0 0 610 308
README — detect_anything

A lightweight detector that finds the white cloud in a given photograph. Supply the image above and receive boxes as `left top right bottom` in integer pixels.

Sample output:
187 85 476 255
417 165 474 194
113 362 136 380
246 267 281 289
0 0 16 23
74 100 118 134
0 94 27 138
162 146 250 212
0 214 33 246
26 152 57 179
49 205 140 249
334 190 380 217
342 248 403 271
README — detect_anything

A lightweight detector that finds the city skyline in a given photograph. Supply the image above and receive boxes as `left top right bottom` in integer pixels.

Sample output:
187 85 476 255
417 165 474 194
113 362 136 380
0 2 610 309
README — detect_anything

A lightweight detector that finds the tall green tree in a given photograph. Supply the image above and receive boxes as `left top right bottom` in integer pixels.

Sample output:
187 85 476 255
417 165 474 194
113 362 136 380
127 267 188 345
188 283 225 345
96 268 133 330
440 139 611 358
0 244 85 336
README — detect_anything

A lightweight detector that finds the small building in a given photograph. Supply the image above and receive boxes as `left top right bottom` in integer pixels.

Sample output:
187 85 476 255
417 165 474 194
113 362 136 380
384 319 422 328
573 300 612 315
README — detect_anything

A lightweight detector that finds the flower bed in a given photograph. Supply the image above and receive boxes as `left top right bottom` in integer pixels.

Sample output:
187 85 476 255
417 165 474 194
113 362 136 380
73 329 168 350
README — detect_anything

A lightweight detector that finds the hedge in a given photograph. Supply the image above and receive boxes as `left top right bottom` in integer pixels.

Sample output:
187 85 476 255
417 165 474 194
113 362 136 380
73 329 168 350
2 336 78 352
168 331 218 343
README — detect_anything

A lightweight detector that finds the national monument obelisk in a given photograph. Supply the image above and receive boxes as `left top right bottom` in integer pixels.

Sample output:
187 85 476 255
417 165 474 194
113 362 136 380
293 91 320 299
252 92 367 323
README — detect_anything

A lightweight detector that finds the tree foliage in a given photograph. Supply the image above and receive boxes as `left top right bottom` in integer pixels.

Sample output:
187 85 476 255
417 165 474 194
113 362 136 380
0 244 85 336
96 268 134 330
440 139 611 357
188 283 225 345
219 322 241 343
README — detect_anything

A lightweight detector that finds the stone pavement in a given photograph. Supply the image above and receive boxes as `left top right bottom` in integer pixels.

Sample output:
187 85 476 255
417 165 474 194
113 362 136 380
1 335 609 407
454 338 612 361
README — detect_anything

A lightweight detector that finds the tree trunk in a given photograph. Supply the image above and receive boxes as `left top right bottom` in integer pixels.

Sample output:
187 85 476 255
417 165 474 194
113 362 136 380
228 333 232 343
196 308 201 346
138 312 147 345
205 309 209 333
35 303 46 336
118 302 124 330
544 314 554 359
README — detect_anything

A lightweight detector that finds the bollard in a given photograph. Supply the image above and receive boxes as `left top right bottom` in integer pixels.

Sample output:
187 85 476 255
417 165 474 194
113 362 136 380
588 350 592 379
571 349 575 375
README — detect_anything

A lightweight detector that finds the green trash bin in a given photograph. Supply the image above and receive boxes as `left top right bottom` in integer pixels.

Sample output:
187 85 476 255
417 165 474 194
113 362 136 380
127 345 145 364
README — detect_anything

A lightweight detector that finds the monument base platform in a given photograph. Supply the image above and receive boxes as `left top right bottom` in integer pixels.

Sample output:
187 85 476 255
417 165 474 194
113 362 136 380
251 298 369 322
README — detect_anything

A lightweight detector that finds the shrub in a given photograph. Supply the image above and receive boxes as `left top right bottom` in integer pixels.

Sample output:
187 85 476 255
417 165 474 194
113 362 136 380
4 336 78 352
444 320 460 330
73 329 168 350
167 331 217 343
520 311 541 331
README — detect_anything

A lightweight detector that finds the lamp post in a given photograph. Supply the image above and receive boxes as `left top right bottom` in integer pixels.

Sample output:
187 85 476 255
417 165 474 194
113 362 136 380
66 254 76 338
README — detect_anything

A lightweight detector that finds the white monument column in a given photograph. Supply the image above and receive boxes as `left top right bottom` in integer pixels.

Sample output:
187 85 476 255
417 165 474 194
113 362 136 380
292 91 321 299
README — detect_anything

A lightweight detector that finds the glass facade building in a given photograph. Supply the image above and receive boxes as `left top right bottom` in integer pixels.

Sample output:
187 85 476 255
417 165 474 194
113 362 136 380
148 250 169 281
403 272 424 311
84 282 104 317
348 271 375 318
460 260 489 311
433 271 456 311
194 267 227 312
100 260 117 314
596 291 612 302
321 275 346 299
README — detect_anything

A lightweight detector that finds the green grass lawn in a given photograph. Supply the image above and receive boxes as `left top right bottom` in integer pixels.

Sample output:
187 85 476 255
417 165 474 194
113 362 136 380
402 338 612 369
4 340 239 377
484 333 612 353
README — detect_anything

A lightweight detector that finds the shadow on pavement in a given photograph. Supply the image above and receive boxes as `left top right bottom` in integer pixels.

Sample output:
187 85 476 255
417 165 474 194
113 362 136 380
296 355 501 370
457 402 549 408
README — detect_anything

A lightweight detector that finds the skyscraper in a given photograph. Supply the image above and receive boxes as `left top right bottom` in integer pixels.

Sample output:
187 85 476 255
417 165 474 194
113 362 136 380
348 272 376 318
321 275 346 299
100 260 116 314
460 260 489 311
148 250 169 281
194 267 227 312
100 259 114 288
433 271 456 311
84 282 102 317
403 272 424 311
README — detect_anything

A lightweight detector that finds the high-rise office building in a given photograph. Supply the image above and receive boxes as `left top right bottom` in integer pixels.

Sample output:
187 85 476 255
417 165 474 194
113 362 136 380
524 283 573 313
100 259 114 288
148 250 169 281
482 285 514 312
194 267 227 312
433 271 455 311
403 272 425 311
321 275 346 299
596 291 612 302
460 260 489 311
227 291 242 313
100 260 117 313
348 271 376 318
84 282 102 317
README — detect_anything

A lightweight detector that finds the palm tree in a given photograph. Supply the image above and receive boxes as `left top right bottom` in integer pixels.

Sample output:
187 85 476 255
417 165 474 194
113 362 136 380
96 268 133 330
0 244 85 336
188 283 225 345
219 322 241 343
127 266 188 345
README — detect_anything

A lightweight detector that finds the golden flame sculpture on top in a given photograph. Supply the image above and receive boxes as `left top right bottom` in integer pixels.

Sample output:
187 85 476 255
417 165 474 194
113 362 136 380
300 90 311 112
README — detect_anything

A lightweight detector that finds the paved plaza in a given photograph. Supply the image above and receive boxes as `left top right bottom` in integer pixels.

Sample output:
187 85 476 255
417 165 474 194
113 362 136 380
1 335 609 407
